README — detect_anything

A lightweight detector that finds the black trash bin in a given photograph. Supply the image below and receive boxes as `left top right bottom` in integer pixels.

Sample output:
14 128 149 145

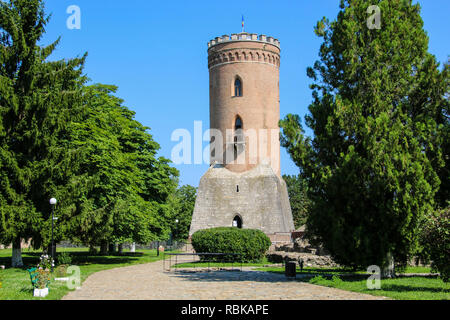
285 261 296 278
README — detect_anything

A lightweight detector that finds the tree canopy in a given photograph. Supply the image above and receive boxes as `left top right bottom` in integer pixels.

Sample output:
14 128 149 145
166 184 197 241
57 84 179 249
280 0 449 272
0 0 179 266
0 0 87 266
283 174 309 229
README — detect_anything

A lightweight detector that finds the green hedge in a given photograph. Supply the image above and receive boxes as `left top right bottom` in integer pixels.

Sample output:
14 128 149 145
191 227 272 262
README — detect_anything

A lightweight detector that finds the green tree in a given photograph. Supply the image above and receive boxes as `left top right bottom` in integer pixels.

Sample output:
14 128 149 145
0 1 180 264
280 0 447 276
60 84 178 250
0 0 86 266
167 185 197 241
283 174 309 229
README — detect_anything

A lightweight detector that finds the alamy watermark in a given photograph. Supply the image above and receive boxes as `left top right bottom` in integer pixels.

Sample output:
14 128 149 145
66 5 81 30
54 265 81 290
366 265 381 289
170 121 280 168
367 5 381 29
66 265 81 289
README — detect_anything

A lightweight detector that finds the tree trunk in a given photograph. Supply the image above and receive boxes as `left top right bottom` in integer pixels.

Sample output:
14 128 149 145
382 252 395 278
12 237 23 268
100 241 108 255
118 244 123 254
89 244 97 254
130 242 136 253
108 243 116 254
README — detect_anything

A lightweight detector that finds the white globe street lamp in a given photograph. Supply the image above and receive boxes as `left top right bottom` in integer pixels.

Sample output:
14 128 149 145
174 219 179 245
49 198 57 272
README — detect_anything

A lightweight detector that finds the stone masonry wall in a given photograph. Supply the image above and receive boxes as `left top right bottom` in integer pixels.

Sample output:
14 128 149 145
189 163 295 236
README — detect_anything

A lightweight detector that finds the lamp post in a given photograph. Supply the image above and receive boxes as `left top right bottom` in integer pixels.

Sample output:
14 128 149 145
174 219 179 246
49 198 57 272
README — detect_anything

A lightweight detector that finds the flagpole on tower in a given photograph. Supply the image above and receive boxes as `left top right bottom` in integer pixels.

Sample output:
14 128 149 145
242 15 245 33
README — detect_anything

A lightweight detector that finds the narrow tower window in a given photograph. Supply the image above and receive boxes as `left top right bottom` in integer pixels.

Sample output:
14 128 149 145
234 77 242 97
234 116 244 160
235 116 243 130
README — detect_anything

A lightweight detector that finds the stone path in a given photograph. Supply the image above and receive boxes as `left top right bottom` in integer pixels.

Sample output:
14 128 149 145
62 258 387 300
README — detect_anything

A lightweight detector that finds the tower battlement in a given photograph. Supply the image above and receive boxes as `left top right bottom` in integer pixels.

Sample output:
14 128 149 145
207 32 280 50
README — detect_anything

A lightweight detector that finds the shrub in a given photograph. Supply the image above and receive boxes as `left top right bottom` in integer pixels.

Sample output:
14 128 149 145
191 227 271 262
57 252 72 266
36 269 51 289
38 254 54 270
54 265 68 278
266 253 284 263
419 207 449 282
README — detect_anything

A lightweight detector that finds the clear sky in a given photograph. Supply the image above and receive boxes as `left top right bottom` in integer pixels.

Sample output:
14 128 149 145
40 0 449 187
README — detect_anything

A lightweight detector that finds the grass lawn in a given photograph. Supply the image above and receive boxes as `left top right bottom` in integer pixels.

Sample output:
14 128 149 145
254 266 449 300
255 265 435 275
0 248 172 300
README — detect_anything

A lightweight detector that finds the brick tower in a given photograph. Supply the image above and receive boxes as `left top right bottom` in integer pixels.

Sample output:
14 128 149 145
189 33 294 241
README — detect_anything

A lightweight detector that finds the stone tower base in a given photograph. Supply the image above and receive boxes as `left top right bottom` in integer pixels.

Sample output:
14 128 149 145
189 163 295 237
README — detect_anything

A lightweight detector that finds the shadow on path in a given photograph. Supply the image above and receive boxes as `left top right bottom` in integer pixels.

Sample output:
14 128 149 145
168 269 291 283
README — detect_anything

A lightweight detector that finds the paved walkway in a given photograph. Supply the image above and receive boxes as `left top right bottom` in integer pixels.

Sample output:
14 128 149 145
62 258 387 300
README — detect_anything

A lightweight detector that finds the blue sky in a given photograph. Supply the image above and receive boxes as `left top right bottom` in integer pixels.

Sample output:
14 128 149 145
40 0 449 187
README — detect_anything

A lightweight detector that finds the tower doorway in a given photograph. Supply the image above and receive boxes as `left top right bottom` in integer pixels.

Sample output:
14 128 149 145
232 215 243 228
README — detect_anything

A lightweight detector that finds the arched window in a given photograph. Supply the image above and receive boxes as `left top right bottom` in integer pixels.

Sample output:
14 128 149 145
232 215 243 228
210 136 216 158
234 116 244 160
235 116 243 130
234 77 242 97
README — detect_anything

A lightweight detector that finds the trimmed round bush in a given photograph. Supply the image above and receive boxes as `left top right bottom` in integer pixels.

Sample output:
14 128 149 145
191 227 271 262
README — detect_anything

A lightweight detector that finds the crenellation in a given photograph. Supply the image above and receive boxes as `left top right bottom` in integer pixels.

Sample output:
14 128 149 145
207 33 281 69
208 32 281 50
239 33 251 40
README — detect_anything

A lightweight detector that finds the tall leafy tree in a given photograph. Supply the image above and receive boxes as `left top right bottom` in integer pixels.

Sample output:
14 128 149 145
280 0 448 275
59 84 179 250
283 174 310 229
0 0 86 266
0 1 180 264
166 185 197 241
